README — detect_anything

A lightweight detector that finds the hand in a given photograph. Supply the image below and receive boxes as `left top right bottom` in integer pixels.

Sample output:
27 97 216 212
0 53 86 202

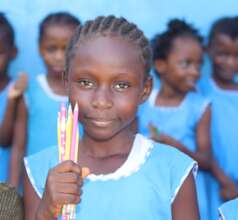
36 160 90 219
8 72 28 99
220 181 238 201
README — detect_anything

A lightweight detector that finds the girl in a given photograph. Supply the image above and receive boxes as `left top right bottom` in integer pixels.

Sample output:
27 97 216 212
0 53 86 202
9 12 80 188
198 16 238 219
24 15 200 220
219 198 238 220
0 13 27 182
138 19 238 220
23 12 80 156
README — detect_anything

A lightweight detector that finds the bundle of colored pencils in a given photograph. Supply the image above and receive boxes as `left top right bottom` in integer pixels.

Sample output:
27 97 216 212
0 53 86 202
57 103 79 220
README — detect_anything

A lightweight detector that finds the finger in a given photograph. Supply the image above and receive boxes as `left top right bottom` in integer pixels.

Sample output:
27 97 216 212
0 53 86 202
56 183 82 195
57 193 81 205
54 172 82 184
52 160 81 174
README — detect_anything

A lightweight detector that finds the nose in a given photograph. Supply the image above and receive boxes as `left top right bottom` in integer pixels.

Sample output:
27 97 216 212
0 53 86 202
55 49 64 61
189 64 200 79
226 55 237 68
92 86 113 109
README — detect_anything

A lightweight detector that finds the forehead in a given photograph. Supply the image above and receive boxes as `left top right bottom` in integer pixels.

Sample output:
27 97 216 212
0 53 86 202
70 35 144 74
170 37 202 55
212 34 238 50
41 24 76 42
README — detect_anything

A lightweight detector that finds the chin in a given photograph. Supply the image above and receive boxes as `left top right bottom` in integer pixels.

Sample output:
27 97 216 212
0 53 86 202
85 128 119 142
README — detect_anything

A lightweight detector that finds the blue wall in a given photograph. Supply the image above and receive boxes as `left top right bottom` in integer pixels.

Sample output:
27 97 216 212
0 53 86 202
1 0 238 78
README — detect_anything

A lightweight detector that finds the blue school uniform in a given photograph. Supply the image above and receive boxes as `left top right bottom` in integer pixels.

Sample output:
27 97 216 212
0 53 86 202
219 198 238 220
199 76 238 220
25 74 67 156
0 82 12 182
138 89 210 220
24 134 197 220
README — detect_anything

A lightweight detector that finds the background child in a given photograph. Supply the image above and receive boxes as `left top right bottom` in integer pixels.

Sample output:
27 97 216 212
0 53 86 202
0 13 27 182
24 15 199 220
219 197 238 220
8 12 80 188
198 16 238 219
138 19 238 220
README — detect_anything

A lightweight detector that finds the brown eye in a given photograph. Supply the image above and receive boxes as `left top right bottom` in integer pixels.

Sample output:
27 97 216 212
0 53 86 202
114 82 130 90
179 60 190 69
78 79 94 89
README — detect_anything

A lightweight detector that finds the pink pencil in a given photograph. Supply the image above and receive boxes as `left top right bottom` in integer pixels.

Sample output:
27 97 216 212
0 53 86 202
70 103 79 162
60 104 67 161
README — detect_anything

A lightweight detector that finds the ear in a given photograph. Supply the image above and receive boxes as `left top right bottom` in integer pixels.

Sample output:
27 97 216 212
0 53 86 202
154 59 167 76
10 46 18 60
140 76 153 104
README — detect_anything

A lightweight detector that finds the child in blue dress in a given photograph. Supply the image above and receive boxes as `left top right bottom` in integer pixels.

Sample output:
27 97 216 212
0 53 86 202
219 198 238 220
24 15 200 220
198 16 238 219
138 19 238 220
8 12 80 188
0 13 27 183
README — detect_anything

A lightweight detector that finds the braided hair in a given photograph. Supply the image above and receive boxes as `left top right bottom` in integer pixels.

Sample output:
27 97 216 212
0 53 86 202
208 16 238 47
0 13 15 48
152 18 203 61
65 15 153 77
39 12 80 43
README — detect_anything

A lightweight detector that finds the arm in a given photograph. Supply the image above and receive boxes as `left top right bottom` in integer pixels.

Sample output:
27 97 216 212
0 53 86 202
8 97 28 187
172 172 200 220
0 73 28 146
0 96 18 146
23 167 42 220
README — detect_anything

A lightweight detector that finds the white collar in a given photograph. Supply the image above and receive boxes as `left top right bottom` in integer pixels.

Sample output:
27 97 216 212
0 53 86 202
87 134 154 181
37 74 68 101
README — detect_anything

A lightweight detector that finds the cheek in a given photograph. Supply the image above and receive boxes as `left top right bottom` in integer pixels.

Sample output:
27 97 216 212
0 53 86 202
0 55 9 70
114 93 140 117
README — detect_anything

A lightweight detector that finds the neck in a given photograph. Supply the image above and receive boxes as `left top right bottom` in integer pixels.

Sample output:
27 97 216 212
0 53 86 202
80 127 135 159
212 73 238 90
0 73 10 91
159 80 185 100
46 72 66 95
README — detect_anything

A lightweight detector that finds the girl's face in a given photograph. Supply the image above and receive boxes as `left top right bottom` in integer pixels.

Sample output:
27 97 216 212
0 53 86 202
156 37 203 93
208 34 238 82
66 36 151 141
40 24 76 78
0 36 16 77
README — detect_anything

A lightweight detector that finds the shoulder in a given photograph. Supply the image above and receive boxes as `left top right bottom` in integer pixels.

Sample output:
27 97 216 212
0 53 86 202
219 198 238 220
139 135 197 203
187 91 210 106
24 146 58 198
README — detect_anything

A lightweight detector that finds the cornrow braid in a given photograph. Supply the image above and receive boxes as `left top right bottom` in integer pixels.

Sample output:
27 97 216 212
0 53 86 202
65 15 152 77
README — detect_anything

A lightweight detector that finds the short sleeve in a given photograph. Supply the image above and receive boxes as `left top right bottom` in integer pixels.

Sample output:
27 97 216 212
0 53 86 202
24 146 58 198
189 92 211 124
218 198 238 220
169 148 198 203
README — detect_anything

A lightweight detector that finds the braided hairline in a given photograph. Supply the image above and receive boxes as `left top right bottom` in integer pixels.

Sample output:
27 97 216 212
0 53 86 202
65 15 152 76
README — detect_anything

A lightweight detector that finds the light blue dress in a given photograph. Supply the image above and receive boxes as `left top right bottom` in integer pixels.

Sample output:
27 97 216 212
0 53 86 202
198 76 238 220
0 81 12 182
138 89 210 220
219 198 238 220
24 74 68 156
24 134 197 220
